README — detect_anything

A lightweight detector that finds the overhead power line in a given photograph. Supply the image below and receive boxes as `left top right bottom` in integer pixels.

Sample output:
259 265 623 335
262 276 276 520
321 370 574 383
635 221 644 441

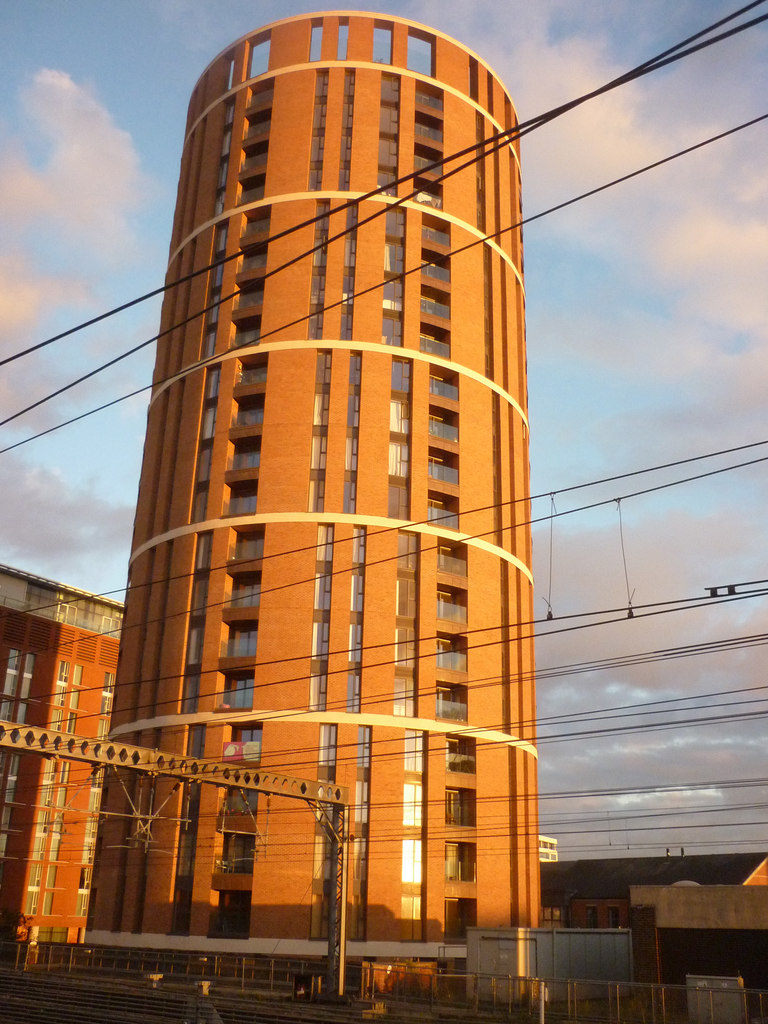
3 106 767 442
1 0 766 375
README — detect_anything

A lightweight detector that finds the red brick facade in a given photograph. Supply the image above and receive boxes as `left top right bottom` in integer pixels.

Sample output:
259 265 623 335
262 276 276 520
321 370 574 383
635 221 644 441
91 12 538 957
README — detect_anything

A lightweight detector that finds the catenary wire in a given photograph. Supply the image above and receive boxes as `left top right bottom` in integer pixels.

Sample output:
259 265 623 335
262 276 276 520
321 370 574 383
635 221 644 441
2 0 765 371
3 106 767 436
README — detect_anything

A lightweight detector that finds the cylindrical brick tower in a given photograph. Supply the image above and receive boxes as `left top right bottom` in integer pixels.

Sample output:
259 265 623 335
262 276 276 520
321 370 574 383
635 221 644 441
91 11 538 958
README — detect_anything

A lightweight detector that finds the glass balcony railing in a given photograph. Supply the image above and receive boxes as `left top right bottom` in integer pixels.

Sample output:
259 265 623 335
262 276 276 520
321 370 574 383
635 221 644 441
420 335 450 358
429 462 459 485
238 253 267 274
422 262 450 283
421 296 450 319
414 154 442 174
233 328 261 348
222 635 258 658
429 377 458 401
415 122 443 143
240 225 269 247
445 861 476 883
235 289 264 311
237 365 267 386
422 225 450 247
446 751 476 774
214 856 254 874
445 808 475 828
239 184 265 205
230 540 264 562
428 506 459 529
437 600 467 623
244 121 271 142
436 650 467 672
436 696 468 721
428 418 458 443
438 552 467 576
240 154 267 175
227 494 258 516
228 589 261 608
415 91 444 111
230 450 260 471
232 408 264 427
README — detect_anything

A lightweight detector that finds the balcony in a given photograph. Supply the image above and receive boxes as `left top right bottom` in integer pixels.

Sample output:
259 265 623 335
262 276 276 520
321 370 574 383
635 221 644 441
227 587 261 609
428 418 458 443
444 790 475 831
430 377 458 402
237 252 268 275
214 855 254 875
234 289 264 314
232 327 261 349
414 153 442 175
422 224 450 247
415 90 444 112
244 121 271 144
438 551 467 576
232 407 264 428
421 296 450 319
222 633 258 659
429 461 459 486
237 365 267 386
437 599 466 624
446 750 476 774
436 649 467 673
240 153 267 176
420 335 450 359
435 695 468 721
414 190 442 209
229 538 264 563
227 493 258 516
229 450 260 472
415 121 443 144
428 505 458 530
240 224 270 248
239 183 265 205
422 262 450 284
245 89 273 115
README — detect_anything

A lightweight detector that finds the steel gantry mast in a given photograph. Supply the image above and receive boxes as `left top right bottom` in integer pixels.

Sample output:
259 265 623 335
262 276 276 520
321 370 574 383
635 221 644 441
0 720 350 996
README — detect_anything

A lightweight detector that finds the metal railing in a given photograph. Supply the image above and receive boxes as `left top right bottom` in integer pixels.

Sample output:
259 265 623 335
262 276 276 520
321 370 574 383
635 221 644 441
5 941 768 1024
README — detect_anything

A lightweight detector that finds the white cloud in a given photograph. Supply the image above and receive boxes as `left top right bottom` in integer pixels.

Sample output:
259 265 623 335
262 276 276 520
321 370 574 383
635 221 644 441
0 69 146 263
0 455 133 595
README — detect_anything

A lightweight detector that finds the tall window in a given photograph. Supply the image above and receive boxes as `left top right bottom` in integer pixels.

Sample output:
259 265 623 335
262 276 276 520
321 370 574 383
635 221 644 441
378 74 399 193
249 35 270 78
373 23 392 64
309 71 329 190
407 32 434 76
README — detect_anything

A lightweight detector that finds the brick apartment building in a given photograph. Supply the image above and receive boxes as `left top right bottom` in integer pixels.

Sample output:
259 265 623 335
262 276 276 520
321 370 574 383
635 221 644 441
91 11 539 957
0 564 122 941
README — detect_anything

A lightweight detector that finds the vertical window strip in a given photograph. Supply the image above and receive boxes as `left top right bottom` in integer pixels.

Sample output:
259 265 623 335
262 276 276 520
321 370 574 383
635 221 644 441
338 70 355 190
378 74 400 194
475 112 487 233
309 70 329 190
341 206 357 339
192 365 220 523
349 725 371 939
308 203 330 340
310 523 333 710
309 350 331 512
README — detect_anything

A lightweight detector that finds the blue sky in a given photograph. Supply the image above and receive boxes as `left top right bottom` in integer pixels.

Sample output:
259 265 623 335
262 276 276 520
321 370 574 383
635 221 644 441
1 1 767 858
